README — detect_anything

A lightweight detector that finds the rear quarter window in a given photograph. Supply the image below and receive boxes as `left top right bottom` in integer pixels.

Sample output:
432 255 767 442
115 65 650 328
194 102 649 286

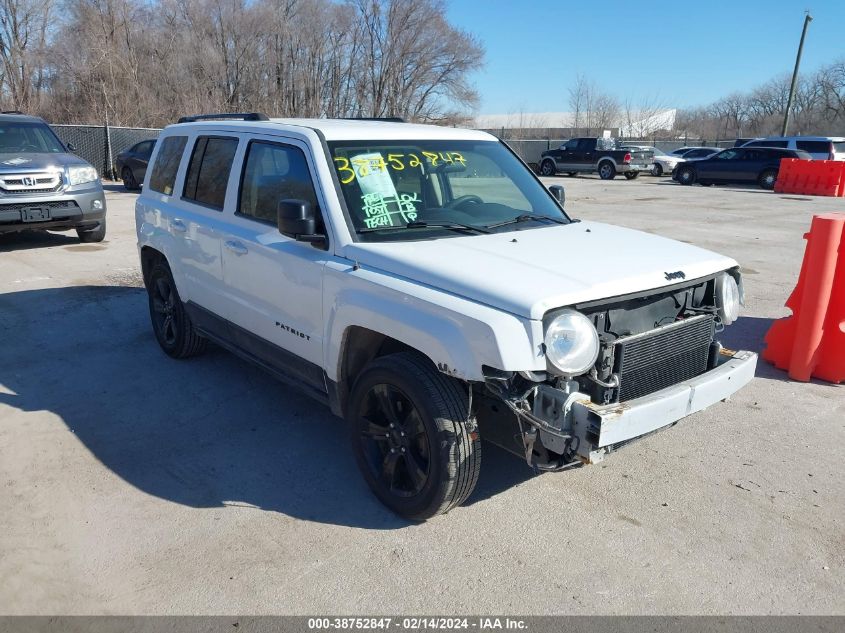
796 140 830 154
149 136 188 195
754 140 788 148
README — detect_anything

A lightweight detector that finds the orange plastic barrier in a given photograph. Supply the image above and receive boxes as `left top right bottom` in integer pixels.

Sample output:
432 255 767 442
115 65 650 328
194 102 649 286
763 213 845 383
774 159 844 197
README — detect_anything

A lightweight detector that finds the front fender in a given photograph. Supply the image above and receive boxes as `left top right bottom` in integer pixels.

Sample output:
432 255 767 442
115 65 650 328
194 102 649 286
322 261 545 382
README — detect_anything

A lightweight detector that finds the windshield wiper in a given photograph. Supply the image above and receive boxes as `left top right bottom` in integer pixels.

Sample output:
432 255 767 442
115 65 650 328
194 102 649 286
357 221 491 235
484 214 569 229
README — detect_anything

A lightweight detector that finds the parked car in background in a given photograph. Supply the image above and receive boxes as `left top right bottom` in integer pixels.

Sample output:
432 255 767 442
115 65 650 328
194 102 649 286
740 136 845 161
116 139 157 190
620 146 682 176
670 147 721 160
540 137 653 180
673 147 811 189
734 138 757 147
0 112 107 242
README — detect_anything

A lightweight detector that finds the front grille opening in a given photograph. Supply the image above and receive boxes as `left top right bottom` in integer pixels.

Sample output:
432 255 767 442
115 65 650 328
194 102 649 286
613 315 715 401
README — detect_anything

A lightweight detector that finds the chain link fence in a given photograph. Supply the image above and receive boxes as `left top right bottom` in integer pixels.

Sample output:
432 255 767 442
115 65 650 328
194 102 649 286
50 124 162 181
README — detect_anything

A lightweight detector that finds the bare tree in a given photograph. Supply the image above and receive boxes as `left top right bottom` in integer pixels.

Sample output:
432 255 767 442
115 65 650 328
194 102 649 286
0 0 53 111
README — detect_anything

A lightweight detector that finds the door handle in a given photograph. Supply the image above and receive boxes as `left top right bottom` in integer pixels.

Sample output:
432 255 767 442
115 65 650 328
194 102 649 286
171 219 187 233
225 240 248 256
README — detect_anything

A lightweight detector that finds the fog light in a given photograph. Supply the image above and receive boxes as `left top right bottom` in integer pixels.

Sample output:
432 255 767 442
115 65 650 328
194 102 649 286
92 199 103 211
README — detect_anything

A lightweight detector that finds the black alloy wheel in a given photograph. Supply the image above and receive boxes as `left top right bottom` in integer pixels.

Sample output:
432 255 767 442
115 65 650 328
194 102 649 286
358 383 431 498
348 352 481 520
146 262 207 358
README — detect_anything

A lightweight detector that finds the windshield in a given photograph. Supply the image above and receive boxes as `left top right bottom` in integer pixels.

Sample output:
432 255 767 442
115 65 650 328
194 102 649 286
328 139 569 241
652 148 669 157
0 122 66 154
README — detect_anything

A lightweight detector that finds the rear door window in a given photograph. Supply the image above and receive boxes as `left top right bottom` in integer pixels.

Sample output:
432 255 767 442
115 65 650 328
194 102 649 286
183 136 239 210
148 136 187 195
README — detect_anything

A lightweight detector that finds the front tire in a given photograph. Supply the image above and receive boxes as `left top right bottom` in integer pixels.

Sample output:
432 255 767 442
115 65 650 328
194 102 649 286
676 166 696 185
652 164 663 176
121 167 139 191
624 172 639 180
348 352 481 521
76 219 106 243
759 169 777 190
598 161 616 180
146 261 207 359
540 160 556 177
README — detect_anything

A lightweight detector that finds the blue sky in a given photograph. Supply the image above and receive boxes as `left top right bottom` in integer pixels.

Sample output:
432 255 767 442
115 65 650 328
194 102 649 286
444 1 845 114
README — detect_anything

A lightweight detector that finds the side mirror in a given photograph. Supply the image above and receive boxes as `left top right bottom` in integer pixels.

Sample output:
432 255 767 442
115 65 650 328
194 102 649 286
66 142 77 152
277 199 326 246
549 184 565 207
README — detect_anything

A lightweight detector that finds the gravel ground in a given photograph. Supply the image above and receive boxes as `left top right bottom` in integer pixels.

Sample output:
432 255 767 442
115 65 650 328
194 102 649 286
0 178 843 615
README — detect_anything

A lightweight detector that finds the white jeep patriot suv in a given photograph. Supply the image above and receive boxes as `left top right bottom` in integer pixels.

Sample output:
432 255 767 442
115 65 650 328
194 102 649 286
135 113 757 520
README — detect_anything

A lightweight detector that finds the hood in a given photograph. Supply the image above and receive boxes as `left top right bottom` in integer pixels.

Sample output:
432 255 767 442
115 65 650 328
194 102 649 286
344 222 737 320
0 152 90 172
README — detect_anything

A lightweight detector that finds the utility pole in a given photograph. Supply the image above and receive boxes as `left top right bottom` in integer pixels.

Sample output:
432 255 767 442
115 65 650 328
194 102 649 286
782 12 813 136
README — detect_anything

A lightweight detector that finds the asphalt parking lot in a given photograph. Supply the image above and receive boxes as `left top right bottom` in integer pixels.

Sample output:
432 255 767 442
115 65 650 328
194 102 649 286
1 178 843 615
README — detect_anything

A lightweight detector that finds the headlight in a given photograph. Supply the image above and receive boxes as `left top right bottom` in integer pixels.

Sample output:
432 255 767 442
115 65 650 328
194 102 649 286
67 165 99 186
715 272 741 325
544 309 600 376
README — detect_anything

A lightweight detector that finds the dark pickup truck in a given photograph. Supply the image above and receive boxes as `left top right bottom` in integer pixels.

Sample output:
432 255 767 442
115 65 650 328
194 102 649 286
539 137 653 180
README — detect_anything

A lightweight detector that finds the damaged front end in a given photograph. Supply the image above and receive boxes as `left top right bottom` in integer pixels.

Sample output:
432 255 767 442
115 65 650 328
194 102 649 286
476 272 758 470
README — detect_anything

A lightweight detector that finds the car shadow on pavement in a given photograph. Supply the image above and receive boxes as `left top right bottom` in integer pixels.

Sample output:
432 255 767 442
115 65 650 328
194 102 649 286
0 285 533 529
0 230 79 252
720 315 791 382
723 314 843 386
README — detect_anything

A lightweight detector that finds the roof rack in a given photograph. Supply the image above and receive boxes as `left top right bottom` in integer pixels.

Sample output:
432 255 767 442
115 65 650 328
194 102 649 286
177 112 269 124
342 117 406 123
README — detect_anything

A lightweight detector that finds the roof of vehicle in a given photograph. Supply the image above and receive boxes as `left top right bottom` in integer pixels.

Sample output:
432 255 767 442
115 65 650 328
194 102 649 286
168 117 496 142
0 112 47 124
745 135 845 142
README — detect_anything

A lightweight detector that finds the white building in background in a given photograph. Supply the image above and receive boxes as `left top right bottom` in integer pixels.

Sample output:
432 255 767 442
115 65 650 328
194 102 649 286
473 109 677 137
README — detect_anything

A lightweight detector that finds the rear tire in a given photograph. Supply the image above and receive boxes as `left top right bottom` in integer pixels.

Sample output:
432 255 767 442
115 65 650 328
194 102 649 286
348 352 481 521
146 261 207 359
598 161 616 180
76 219 106 243
540 160 556 176
676 166 696 185
624 172 639 180
567 172 577 177
759 169 777 190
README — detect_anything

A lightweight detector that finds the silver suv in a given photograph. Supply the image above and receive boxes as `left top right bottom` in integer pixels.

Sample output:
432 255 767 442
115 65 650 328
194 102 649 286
0 112 107 242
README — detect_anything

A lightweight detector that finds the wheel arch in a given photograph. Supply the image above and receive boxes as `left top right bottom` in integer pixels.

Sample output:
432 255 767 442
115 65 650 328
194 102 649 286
324 280 543 417
140 245 167 290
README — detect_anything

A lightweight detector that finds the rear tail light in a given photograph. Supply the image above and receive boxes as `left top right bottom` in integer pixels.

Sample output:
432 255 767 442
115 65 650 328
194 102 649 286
623 152 631 163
